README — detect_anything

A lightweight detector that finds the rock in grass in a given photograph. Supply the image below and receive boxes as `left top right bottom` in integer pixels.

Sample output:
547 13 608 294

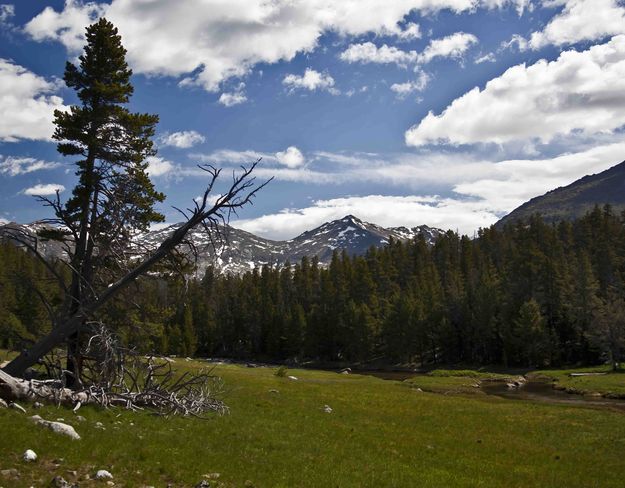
95 469 113 480
287 375 298 381
50 475 71 487
33 401 43 409
0 398 8 408
9 402 27 413
1 468 20 479
323 405 333 413
23 449 37 462
38 419 81 440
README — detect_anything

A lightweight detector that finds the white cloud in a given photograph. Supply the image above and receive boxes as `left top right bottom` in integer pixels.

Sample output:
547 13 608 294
500 34 529 52
24 0 522 92
0 58 66 142
475 52 496 64
22 183 65 196
159 131 205 149
0 156 61 176
235 194 498 239
418 32 478 64
194 146 308 168
283 68 336 93
234 141 625 239
275 146 305 168
218 82 247 107
406 35 625 146
24 0 105 52
390 72 430 98
452 141 625 212
218 91 247 107
339 42 418 67
529 0 625 49
394 22 422 41
146 156 175 177
0 4 15 24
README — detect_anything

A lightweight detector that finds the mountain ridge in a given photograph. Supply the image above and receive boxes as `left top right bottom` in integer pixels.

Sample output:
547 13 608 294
497 160 625 227
0 215 445 275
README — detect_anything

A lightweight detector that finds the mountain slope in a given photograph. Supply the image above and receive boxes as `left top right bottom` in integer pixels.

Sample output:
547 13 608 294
1 216 444 275
497 160 625 227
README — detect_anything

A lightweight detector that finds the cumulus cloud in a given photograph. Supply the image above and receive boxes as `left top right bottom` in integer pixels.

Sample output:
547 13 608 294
159 130 205 149
0 156 61 176
22 183 66 196
405 35 625 146
23 0 522 91
0 58 66 142
275 146 305 168
283 69 336 93
393 22 422 41
529 0 625 50
235 194 498 239
146 156 175 177
218 82 247 107
390 72 430 98
500 34 529 52
339 42 418 67
234 141 625 239
218 91 247 107
417 32 478 64
340 32 477 68
194 146 307 168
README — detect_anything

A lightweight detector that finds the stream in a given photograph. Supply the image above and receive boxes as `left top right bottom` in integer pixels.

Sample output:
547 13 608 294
480 378 625 411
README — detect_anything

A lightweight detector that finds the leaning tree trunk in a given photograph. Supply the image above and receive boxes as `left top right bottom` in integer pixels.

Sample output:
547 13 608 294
1 162 267 379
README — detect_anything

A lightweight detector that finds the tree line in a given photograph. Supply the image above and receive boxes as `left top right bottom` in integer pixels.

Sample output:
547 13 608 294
3 205 624 369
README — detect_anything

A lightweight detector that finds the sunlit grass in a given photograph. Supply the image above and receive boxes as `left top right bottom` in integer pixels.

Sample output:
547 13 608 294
1 359 625 487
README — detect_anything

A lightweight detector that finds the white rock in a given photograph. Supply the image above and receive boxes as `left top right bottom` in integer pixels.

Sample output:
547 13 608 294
95 469 113 480
29 415 43 422
0 398 8 408
23 449 37 462
287 375 298 381
323 405 333 413
37 420 81 440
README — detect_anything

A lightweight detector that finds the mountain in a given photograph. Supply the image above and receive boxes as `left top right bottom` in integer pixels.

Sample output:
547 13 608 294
0 215 444 275
141 215 444 274
497 160 625 227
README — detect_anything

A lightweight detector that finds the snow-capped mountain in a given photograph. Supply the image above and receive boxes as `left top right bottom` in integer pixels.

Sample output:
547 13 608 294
139 215 444 274
0 216 445 275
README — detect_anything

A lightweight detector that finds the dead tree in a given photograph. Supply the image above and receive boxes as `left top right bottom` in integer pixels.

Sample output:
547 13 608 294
2 162 269 379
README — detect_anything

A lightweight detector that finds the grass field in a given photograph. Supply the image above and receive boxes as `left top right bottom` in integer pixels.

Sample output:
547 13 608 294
2 358 625 487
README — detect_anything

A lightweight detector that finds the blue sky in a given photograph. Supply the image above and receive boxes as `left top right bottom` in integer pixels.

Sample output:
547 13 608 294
1 0 625 239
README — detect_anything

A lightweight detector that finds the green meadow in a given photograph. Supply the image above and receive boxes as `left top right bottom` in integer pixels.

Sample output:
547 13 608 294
1 357 625 487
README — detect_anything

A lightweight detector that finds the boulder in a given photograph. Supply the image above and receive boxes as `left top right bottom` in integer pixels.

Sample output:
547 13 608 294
23 449 37 462
95 469 113 480
0 398 7 408
323 404 333 413
1 468 19 479
37 419 81 440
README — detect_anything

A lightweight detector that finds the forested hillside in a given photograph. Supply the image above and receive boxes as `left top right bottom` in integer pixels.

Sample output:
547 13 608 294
2 206 624 368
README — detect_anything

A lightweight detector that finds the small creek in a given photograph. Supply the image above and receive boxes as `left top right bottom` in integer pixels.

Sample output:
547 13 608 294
480 379 625 411
348 369 625 411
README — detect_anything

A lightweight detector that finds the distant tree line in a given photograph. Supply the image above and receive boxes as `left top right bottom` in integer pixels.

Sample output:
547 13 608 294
2 206 624 368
